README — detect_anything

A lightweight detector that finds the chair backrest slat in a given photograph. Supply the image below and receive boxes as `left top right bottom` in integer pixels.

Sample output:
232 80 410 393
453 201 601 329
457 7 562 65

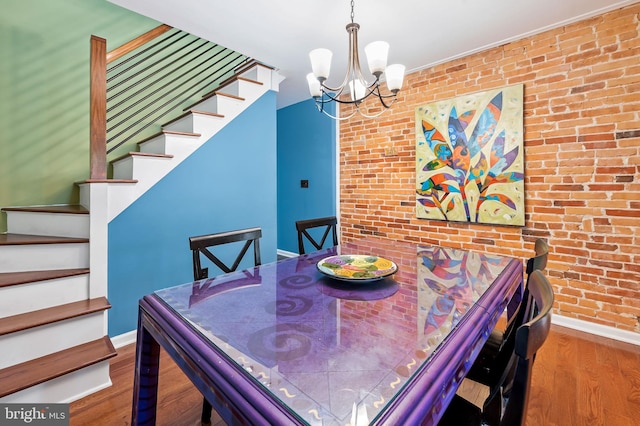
295 216 338 255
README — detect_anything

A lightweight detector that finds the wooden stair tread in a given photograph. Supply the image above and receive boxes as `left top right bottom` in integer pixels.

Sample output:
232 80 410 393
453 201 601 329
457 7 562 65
0 268 90 288
78 179 138 184
234 60 274 76
0 233 89 246
189 109 224 118
213 75 263 96
0 336 116 398
137 129 202 146
0 297 111 336
202 90 245 102
1 205 88 215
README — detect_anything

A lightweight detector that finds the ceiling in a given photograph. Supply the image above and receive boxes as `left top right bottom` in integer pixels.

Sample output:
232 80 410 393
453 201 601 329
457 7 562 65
109 0 638 109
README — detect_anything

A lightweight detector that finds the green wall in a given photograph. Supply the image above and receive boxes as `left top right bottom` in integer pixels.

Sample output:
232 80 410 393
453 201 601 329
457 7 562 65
0 0 159 232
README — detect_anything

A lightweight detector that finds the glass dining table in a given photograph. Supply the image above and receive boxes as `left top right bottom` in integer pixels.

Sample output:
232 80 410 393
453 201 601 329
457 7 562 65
132 237 523 425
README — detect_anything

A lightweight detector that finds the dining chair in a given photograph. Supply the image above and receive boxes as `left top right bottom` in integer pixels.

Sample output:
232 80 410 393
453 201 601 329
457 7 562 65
188 227 262 426
295 216 338 254
465 239 549 388
438 269 554 425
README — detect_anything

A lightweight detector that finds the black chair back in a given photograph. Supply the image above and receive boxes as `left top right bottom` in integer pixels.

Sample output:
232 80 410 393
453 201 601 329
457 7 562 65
499 269 554 425
295 216 338 254
503 239 550 343
189 227 262 279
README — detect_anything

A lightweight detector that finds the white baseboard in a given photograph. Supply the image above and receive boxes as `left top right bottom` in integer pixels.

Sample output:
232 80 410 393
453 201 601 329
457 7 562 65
277 249 298 258
552 314 640 346
61 378 112 404
111 330 137 348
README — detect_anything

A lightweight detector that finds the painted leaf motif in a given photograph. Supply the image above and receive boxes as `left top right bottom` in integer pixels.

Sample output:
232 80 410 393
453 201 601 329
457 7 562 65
422 120 450 159
448 107 469 151
417 197 437 208
469 151 487 182
423 159 447 172
484 171 523 187
438 183 461 193
484 194 517 210
487 132 519 178
446 198 456 213
418 173 458 193
458 110 475 131
468 92 502 158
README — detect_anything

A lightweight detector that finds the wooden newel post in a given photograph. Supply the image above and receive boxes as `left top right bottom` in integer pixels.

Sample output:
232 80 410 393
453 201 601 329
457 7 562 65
90 35 107 180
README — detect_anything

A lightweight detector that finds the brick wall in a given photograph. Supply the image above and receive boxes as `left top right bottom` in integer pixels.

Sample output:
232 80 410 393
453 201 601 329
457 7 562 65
339 4 640 332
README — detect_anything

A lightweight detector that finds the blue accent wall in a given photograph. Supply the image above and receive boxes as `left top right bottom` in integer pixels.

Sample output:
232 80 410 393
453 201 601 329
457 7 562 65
277 99 337 253
108 92 278 336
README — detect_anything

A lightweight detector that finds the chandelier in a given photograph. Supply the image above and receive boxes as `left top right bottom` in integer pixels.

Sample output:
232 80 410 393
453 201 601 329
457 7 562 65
306 0 405 120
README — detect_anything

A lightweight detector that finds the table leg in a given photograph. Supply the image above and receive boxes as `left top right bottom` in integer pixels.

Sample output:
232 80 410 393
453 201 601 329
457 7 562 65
132 313 161 426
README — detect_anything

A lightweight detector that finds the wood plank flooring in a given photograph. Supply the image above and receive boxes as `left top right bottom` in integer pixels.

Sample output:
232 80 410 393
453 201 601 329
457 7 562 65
69 325 640 425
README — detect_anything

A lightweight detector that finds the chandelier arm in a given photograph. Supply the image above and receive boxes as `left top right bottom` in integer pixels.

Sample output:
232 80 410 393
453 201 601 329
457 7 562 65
315 92 377 105
372 86 398 109
313 98 359 120
352 106 388 119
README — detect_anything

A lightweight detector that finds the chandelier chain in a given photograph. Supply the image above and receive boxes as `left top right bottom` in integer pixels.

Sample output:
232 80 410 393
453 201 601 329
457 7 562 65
350 0 355 23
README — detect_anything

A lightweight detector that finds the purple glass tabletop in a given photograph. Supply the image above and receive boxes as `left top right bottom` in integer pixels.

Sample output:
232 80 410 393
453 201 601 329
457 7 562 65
154 237 518 425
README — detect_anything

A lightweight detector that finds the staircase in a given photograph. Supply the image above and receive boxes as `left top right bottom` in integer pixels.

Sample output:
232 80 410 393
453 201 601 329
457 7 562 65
0 61 280 403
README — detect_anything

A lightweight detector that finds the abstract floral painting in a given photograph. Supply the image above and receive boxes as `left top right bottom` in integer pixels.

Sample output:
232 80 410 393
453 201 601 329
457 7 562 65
415 84 524 226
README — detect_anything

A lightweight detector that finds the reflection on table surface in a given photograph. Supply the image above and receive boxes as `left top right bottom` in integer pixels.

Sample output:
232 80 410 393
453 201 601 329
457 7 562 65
155 237 515 425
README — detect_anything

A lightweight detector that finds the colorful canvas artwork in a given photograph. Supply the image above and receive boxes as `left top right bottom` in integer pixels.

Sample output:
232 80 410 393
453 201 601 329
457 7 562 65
415 84 524 226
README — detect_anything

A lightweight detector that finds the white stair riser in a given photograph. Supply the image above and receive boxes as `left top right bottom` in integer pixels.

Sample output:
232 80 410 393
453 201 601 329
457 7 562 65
111 157 133 180
5 211 89 238
0 243 88 273
200 95 244 116
0 361 111 403
0 274 90 319
138 133 200 155
221 79 265 99
0 311 106 369
239 65 273 89
113 156 174 181
162 111 226 134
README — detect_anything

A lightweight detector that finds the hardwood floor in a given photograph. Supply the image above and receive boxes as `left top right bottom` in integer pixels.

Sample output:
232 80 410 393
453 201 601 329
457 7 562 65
69 325 640 425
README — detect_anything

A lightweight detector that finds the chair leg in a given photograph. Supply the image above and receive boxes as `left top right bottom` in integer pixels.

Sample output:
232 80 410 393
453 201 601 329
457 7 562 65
482 387 503 426
201 397 212 426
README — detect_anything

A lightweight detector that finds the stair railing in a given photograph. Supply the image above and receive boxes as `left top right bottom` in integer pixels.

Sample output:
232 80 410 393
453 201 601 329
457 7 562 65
89 25 249 179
